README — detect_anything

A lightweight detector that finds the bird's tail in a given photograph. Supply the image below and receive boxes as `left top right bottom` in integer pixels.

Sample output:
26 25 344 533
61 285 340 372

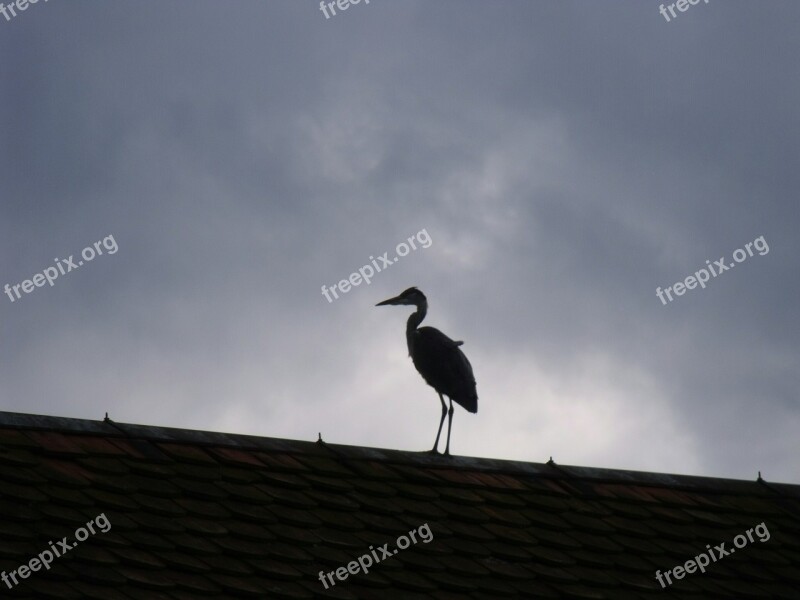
455 391 478 414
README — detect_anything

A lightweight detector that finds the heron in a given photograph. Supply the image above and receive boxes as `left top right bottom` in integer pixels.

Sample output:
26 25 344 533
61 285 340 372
376 287 478 456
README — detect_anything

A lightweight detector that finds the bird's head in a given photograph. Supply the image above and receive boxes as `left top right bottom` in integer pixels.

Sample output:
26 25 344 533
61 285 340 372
376 287 427 307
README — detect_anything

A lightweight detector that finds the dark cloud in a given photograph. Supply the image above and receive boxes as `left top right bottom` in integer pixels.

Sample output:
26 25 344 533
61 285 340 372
1 0 797 482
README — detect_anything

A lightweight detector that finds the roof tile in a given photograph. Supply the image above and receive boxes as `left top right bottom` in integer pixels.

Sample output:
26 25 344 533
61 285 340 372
201 552 257 575
109 547 167 569
78 456 130 476
208 447 266 467
175 497 232 519
248 557 305 580
121 530 175 551
25 431 86 455
154 551 209 573
156 443 218 464
179 516 228 536
483 540 535 562
527 543 578 567
253 451 310 472
209 572 281 596
0 427 40 447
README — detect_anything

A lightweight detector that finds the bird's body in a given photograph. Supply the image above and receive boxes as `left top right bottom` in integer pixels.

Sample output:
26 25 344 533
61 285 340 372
408 327 477 414
377 287 478 455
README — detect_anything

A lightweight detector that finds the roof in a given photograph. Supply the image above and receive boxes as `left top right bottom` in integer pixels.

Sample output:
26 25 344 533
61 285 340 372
0 411 799 599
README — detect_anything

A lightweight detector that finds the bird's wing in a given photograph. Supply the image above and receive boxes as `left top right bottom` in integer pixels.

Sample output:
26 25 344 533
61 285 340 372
416 327 463 348
412 327 478 412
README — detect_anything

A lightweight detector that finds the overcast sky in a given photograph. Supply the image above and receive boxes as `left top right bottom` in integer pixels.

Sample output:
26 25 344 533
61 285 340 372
1 1 798 483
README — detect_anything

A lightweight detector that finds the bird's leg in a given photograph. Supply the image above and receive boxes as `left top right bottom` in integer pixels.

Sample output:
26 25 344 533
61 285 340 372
430 393 447 453
444 398 455 456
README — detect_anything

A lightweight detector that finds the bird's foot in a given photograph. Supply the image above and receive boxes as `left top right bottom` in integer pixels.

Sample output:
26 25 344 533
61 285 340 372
425 448 440 455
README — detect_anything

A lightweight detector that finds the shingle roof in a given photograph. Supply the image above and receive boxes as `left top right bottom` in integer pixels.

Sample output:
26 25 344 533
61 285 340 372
0 411 798 599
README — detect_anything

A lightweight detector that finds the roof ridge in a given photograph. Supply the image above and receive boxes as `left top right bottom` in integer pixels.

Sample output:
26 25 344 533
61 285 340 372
1 410 798 495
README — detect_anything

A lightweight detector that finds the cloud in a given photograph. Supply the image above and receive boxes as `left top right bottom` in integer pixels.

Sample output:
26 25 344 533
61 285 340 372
0 0 797 482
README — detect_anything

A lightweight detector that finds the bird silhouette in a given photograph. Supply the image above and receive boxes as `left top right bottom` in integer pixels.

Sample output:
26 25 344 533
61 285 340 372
376 287 478 455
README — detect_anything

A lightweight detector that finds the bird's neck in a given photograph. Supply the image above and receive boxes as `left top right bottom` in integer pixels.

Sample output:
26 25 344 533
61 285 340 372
405 303 427 353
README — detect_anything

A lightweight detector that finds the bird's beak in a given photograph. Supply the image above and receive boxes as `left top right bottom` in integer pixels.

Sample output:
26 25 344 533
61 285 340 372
376 295 401 306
